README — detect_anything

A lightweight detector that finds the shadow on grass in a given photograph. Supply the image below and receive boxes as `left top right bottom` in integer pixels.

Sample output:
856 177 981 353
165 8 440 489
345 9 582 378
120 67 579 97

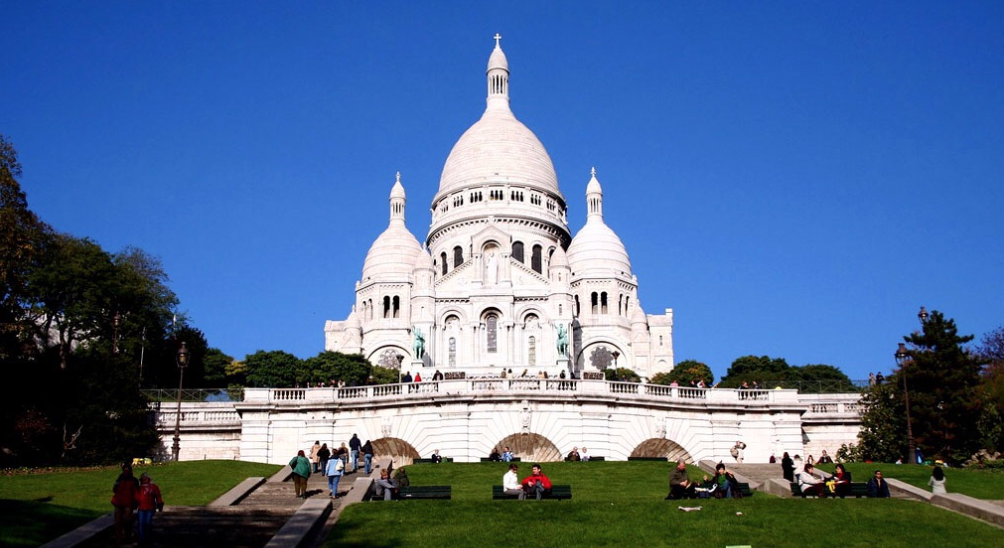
0 499 102 548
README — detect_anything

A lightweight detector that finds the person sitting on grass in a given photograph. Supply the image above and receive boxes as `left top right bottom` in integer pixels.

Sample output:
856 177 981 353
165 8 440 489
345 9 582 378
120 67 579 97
521 464 553 500
712 462 742 499
929 466 947 494
867 470 891 498
503 463 525 500
373 468 398 501
798 463 827 497
667 461 696 499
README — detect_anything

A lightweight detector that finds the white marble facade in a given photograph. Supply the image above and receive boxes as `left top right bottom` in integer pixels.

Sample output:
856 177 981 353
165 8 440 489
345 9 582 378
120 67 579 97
324 36 674 379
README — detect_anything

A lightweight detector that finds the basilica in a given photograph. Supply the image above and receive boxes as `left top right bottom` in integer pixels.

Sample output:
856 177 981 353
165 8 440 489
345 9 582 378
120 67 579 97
324 37 674 379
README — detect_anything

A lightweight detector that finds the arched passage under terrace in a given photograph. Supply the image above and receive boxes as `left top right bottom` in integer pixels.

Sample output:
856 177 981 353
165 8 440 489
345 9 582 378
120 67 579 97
630 438 692 463
372 437 420 464
495 433 561 463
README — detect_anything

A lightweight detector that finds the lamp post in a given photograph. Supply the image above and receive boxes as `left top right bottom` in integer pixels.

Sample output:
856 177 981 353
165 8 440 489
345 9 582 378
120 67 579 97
895 342 918 465
611 350 620 369
396 354 404 384
171 341 190 462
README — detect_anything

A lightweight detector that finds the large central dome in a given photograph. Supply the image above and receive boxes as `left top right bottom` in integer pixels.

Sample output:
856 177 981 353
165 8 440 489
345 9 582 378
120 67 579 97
434 38 562 202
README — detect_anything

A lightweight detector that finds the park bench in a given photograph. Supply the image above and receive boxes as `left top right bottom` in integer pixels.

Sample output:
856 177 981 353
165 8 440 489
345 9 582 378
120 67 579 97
583 456 605 461
627 457 666 461
413 457 454 464
371 485 452 500
480 457 521 462
492 485 572 500
790 481 869 498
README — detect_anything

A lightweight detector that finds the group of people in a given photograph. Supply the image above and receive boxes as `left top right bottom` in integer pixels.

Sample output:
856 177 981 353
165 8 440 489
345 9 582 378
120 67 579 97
667 461 744 499
868 372 886 386
289 434 376 499
110 463 165 545
565 446 592 461
487 446 517 462
502 463 553 500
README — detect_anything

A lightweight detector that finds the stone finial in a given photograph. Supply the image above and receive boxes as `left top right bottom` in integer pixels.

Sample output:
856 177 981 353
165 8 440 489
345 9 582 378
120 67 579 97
494 33 502 47
396 171 401 183
591 166 596 177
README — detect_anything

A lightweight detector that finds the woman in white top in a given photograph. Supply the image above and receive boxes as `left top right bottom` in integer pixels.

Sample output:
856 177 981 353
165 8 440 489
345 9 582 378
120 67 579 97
798 464 827 497
929 466 947 494
503 464 525 500
580 447 590 461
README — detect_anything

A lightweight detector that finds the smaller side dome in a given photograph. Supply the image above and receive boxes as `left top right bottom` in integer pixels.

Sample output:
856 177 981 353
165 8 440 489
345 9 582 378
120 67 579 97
413 246 434 271
488 33 509 72
567 168 632 277
550 245 569 268
361 174 422 281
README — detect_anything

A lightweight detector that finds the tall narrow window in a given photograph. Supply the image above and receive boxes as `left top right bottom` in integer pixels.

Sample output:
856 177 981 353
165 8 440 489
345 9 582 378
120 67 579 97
486 314 498 353
449 337 456 367
393 296 400 318
591 292 598 314
383 296 391 318
531 245 542 273
512 241 524 263
528 336 536 366
601 292 608 314
441 252 448 275
453 246 464 268
618 295 623 315
574 295 580 316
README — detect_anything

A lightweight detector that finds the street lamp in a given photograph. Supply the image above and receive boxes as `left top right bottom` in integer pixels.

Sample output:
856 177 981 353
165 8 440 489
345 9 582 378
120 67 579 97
396 354 404 384
611 350 620 369
895 342 918 465
171 341 190 462
918 306 929 324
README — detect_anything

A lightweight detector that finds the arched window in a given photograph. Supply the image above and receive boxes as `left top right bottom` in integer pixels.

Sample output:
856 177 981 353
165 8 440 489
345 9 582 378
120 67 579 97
528 336 536 366
441 252 448 275
512 241 524 263
383 296 391 318
558 304 563 315
574 295 580 316
453 246 464 268
659 335 663 346
601 292 608 314
449 337 456 367
393 296 400 318
618 295 623 315
531 245 542 273
486 314 498 354
591 292 598 315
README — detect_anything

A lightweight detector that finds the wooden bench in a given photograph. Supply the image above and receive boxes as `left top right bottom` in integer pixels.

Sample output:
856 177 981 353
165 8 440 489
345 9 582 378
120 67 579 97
413 458 454 464
791 482 869 498
627 457 666 461
480 457 521 462
372 485 452 500
492 485 572 500
583 456 605 461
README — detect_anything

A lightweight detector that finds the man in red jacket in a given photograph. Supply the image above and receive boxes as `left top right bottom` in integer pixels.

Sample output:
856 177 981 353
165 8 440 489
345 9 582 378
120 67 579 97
521 464 552 500
137 473 165 545
111 463 140 543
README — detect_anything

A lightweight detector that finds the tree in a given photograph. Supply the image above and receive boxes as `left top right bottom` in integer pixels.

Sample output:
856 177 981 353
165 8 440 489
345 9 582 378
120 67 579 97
244 350 304 388
650 360 713 386
0 134 50 361
793 364 857 393
302 351 372 386
856 382 907 462
203 348 233 387
975 325 1004 452
720 355 791 387
604 367 641 382
900 310 983 463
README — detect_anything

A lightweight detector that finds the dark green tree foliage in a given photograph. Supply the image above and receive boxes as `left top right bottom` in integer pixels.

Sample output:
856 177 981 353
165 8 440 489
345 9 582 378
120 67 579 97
650 359 714 386
975 325 1004 450
604 367 641 382
370 365 399 384
796 364 858 392
302 351 372 386
901 310 982 462
245 350 304 387
720 355 791 387
856 382 907 462
203 348 234 387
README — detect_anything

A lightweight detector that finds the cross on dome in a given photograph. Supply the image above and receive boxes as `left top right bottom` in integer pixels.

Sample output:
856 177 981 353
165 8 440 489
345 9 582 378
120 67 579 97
591 167 596 177
494 33 502 47
396 171 401 183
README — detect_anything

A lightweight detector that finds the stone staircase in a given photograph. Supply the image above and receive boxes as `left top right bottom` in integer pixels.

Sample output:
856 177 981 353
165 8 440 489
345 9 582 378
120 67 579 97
75 506 295 548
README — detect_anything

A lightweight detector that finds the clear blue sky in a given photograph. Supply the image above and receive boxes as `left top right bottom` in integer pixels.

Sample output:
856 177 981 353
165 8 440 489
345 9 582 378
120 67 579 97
3 1 1002 381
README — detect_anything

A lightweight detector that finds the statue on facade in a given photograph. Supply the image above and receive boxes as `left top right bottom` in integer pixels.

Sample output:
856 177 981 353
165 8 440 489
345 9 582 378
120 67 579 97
413 327 425 359
485 251 498 284
556 323 569 357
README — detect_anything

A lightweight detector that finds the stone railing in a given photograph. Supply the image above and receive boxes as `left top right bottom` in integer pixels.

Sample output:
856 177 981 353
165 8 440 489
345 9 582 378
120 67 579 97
154 404 241 429
242 379 806 406
799 393 864 421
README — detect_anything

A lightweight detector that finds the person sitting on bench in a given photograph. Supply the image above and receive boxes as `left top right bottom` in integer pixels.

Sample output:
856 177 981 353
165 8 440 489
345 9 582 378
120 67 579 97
373 469 398 500
668 461 696 499
503 464 525 500
798 463 827 498
430 449 443 464
867 470 891 498
521 464 552 500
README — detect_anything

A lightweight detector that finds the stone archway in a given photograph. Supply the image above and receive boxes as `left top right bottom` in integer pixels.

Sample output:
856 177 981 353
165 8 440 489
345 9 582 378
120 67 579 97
372 437 420 465
495 433 561 463
630 438 692 463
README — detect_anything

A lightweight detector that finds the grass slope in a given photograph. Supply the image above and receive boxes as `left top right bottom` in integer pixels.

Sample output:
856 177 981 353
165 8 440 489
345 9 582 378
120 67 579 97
328 461 1004 548
0 460 280 548
814 462 1003 500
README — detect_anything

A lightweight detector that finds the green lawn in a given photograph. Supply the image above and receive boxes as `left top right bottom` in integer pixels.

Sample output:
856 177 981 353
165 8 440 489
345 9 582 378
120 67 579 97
327 461 1004 548
0 460 280 548
815 462 1004 499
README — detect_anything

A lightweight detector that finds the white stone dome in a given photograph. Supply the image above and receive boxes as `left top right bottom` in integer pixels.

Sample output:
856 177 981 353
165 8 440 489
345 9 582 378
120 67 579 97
437 108 560 199
361 175 422 281
567 169 632 277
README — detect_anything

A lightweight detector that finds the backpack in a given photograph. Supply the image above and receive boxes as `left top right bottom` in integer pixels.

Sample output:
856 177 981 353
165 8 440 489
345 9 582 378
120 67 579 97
730 447 739 458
